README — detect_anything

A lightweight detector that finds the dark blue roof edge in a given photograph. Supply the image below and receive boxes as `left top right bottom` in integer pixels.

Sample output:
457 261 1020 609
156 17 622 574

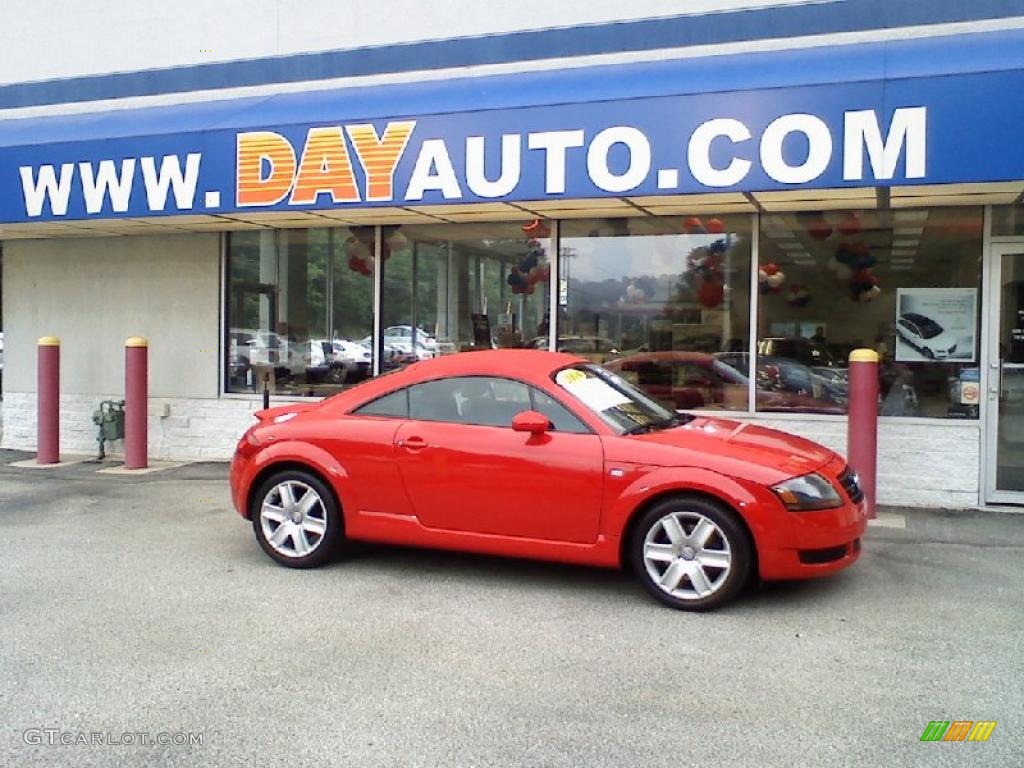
1 27 1023 149
1 0 1023 110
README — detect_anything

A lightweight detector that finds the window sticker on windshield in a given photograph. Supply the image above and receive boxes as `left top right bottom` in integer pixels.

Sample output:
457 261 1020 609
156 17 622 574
561 375 632 412
556 369 587 386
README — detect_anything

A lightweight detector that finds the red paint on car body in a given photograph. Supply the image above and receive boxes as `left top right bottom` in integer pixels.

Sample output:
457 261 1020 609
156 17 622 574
230 350 865 581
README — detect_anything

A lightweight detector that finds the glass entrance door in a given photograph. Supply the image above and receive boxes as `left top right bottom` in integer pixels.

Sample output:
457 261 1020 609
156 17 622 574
986 246 1024 503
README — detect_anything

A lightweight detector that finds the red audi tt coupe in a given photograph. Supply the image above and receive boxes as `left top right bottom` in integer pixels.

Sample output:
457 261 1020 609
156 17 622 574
230 350 866 610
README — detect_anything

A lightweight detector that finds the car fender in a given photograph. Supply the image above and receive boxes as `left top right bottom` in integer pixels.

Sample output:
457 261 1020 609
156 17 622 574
243 440 356 520
605 465 783 553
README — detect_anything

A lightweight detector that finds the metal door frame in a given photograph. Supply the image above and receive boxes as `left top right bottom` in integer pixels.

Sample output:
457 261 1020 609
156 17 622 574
983 233 1024 506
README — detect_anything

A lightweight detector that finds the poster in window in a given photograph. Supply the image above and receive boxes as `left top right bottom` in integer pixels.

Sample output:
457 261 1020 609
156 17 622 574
894 288 977 362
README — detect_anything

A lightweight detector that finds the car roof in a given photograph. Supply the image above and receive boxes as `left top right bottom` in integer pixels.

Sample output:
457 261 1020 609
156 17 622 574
321 349 589 411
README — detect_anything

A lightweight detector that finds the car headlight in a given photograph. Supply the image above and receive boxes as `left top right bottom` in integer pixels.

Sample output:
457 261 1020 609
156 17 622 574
772 473 842 511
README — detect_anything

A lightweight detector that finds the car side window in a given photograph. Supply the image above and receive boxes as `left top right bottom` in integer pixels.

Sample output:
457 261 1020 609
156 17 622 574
677 364 714 387
403 376 588 431
530 388 590 434
354 388 409 418
407 376 529 427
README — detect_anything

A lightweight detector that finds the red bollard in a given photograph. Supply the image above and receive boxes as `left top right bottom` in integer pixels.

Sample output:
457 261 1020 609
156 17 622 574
37 336 60 464
847 349 879 518
124 336 149 470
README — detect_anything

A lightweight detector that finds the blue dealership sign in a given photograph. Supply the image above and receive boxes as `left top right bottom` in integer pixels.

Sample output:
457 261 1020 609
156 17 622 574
1 45 1023 224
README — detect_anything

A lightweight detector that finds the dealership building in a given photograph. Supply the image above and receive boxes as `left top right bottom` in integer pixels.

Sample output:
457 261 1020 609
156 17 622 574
1 1 1023 509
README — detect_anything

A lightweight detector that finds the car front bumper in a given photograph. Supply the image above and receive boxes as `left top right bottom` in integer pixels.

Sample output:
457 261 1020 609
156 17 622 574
757 502 866 580
752 458 868 581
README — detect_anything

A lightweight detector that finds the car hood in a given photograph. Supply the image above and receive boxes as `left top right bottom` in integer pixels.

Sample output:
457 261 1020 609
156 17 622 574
931 331 958 350
605 415 837 485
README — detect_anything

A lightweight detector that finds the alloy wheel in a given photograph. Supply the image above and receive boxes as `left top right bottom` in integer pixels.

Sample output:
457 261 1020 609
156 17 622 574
259 480 328 558
642 510 732 601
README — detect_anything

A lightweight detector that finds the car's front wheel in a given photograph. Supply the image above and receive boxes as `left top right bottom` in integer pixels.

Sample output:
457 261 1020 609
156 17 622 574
251 470 343 568
629 495 751 611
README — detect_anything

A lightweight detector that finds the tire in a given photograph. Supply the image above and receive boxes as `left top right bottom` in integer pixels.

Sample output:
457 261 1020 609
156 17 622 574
326 365 347 385
250 469 343 568
629 495 752 611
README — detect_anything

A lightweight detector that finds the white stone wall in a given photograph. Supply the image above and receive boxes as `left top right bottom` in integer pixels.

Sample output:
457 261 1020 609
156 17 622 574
1 392 265 461
1 391 983 508
744 415 981 509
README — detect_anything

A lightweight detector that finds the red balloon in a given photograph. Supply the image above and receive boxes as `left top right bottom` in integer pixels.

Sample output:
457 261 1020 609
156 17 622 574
851 268 875 283
807 218 832 240
837 212 861 236
522 219 551 238
698 280 725 308
683 216 703 233
705 218 725 234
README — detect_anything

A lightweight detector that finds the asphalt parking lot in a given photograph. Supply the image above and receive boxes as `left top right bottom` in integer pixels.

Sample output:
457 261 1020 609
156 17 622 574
0 450 1021 768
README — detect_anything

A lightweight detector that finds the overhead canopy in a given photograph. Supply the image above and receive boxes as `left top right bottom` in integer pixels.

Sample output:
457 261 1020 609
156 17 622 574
1 27 1023 236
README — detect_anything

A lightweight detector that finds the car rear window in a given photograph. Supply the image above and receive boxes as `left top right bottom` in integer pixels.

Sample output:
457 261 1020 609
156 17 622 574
354 388 409 418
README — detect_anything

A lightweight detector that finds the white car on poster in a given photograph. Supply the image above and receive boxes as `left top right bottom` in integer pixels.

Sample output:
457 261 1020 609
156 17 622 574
895 312 958 359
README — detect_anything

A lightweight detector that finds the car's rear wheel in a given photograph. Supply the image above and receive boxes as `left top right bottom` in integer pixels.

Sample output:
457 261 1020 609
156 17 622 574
629 495 751 611
251 470 342 568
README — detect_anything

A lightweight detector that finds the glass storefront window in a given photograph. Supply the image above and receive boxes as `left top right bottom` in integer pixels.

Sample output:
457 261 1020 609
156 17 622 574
559 215 752 412
756 207 983 418
379 221 552 371
992 204 1024 237
226 228 374 396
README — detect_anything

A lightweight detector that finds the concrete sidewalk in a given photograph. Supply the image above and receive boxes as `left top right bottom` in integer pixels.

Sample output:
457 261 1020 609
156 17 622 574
1 447 1021 767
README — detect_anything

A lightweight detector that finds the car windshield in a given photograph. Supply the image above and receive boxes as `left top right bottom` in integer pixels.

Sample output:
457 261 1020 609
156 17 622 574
914 316 944 339
556 365 691 434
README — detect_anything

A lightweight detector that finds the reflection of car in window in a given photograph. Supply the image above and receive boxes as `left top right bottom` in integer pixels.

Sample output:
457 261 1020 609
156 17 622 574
757 337 840 368
716 352 847 413
529 335 621 363
603 352 747 410
895 312 958 359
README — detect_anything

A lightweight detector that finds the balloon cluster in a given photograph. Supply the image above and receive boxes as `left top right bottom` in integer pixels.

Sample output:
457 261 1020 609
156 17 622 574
803 211 883 302
786 285 811 308
344 237 373 275
506 240 550 295
344 226 395 276
623 282 646 304
759 262 786 294
849 269 881 302
834 241 880 302
521 218 551 239
686 238 728 308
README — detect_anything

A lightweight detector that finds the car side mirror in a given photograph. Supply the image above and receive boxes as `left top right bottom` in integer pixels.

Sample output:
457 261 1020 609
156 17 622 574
512 410 550 435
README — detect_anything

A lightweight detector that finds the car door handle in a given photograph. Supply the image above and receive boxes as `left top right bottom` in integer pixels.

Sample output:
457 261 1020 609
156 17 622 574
398 436 428 450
